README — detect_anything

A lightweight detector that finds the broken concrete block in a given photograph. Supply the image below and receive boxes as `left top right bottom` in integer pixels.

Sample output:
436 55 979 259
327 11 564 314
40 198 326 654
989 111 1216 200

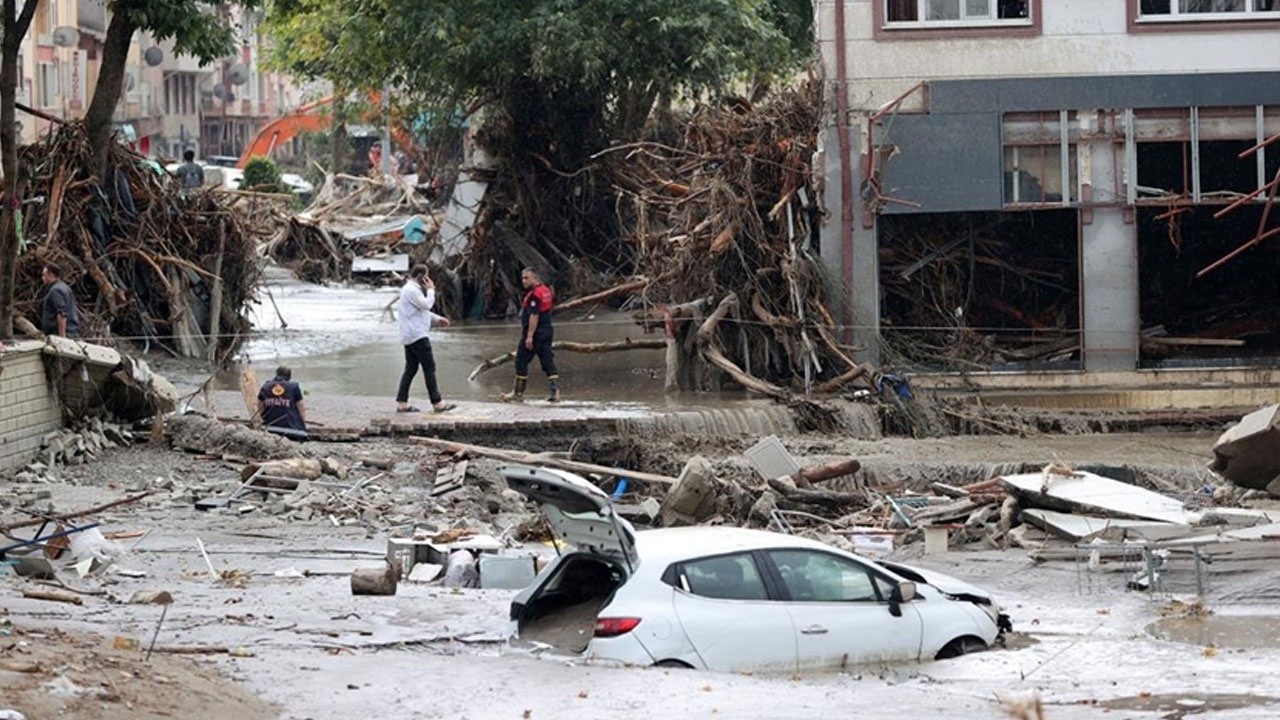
351 563 398 596
615 497 661 524
659 456 719 527
478 554 536 589
1210 405 1280 491
129 590 174 605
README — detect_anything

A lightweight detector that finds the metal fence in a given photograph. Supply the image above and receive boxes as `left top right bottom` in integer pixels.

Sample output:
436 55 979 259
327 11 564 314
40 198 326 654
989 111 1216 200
1075 543 1209 599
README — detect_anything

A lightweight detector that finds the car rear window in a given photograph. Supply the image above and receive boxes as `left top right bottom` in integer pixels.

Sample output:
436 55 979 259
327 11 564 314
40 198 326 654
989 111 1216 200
679 553 769 601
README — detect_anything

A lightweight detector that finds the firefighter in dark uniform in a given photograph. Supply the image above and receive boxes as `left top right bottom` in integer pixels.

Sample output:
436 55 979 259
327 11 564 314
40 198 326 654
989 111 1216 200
503 267 560 402
257 365 308 440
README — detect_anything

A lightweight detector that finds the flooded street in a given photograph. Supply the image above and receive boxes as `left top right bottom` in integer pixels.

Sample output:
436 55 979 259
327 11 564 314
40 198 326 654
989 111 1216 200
221 268 708 406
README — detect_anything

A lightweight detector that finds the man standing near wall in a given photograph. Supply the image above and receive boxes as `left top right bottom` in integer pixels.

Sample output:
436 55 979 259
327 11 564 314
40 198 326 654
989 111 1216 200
40 264 80 339
502 267 560 403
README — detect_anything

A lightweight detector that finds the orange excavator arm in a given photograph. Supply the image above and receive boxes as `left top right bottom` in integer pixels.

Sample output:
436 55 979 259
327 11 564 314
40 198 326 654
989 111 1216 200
237 92 421 170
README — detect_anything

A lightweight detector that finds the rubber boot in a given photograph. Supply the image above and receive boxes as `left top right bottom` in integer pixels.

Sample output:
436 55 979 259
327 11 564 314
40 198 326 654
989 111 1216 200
502 376 527 403
547 376 561 403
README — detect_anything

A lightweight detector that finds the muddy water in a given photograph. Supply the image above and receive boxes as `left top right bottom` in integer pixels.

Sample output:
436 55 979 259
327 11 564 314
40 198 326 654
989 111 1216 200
221 269 731 406
1147 615 1280 649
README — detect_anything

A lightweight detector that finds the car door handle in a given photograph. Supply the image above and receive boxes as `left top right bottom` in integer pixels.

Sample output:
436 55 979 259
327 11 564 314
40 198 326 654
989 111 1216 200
800 625 829 635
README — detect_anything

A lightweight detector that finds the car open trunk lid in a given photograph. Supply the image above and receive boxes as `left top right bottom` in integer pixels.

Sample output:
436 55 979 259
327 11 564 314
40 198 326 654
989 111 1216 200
500 465 639 571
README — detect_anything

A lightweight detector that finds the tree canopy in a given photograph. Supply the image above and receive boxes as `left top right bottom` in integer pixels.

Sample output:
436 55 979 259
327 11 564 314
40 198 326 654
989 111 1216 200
263 0 814 317
264 0 812 136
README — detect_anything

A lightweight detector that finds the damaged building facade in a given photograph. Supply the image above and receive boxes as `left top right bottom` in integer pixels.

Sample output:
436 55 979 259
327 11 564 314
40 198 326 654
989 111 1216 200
818 0 1280 403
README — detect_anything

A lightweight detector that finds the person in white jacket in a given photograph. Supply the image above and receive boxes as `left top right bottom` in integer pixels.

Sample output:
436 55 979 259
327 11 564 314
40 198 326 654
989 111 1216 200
395 264 457 413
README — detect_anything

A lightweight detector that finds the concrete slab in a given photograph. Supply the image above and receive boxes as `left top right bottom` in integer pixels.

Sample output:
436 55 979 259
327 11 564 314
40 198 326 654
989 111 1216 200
1000 469 1191 524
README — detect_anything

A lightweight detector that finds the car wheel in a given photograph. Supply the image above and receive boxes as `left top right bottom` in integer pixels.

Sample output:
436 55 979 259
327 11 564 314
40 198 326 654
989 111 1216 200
935 636 988 660
653 659 693 669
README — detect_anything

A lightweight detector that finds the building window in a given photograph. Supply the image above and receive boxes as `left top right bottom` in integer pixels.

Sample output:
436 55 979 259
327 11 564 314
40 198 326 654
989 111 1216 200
1138 0 1280 20
1002 112 1079 206
886 0 1030 24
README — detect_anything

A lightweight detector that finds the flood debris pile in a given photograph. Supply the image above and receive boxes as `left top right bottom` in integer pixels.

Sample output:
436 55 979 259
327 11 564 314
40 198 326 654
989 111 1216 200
602 83 876 400
264 173 440 284
878 212 1080 370
11 123 262 360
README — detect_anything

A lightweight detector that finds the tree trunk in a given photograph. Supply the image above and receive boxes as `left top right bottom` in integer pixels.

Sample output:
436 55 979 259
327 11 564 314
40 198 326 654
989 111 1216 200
332 94 348 173
84 11 137 178
0 0 40 339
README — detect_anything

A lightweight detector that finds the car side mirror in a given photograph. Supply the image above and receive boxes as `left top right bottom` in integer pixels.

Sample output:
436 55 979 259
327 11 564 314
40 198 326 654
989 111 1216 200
888 581 917 617
896 582 917 602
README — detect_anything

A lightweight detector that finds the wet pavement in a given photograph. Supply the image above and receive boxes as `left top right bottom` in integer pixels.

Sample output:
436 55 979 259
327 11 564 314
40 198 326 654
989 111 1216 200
226 267 684 405
1148 614 1280 650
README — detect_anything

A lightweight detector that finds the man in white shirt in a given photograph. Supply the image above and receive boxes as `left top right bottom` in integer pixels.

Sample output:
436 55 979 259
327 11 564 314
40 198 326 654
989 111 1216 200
395 265 457 413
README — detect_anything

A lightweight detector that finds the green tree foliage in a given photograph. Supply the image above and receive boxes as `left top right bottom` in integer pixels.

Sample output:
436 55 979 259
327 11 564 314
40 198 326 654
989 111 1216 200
86 1 263 174
264 0 813 311
242 156 284 192
265 0 810 137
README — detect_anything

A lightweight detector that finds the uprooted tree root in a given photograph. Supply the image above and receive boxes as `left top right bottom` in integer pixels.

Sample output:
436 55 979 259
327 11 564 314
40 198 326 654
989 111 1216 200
10 122 262 360
603 81 876 400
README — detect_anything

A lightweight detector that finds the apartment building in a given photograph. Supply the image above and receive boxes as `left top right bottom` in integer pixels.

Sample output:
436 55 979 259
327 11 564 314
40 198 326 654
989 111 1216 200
817 1 1280 380
16 1 300 161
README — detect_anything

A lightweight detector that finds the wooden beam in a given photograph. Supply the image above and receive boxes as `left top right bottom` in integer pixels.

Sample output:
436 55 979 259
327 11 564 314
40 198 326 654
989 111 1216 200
406 436 678 486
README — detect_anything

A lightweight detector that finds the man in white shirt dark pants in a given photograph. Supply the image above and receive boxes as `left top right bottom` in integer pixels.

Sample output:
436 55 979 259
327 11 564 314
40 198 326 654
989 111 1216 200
395 265 457 413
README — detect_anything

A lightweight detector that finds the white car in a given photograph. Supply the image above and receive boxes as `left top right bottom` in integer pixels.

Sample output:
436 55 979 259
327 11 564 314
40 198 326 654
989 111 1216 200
504 465 1009 673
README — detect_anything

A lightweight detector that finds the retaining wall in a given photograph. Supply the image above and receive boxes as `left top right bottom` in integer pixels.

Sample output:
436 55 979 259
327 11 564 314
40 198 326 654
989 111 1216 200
0 341 61 471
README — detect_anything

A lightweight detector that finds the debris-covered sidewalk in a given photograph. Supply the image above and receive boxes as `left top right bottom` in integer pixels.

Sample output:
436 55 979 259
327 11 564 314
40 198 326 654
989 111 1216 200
5 404 1280 718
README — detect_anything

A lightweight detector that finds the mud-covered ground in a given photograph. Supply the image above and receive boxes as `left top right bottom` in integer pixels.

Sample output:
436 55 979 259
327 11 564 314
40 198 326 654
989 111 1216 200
5 427 1280 719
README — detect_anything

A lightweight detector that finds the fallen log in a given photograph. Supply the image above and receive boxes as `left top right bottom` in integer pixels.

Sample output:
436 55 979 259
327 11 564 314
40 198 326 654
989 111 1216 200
557 277 650 313
351 563 397 596
766 477 869 509
467 338 667 381
406 436 678 486
793 458 862 488
21 588 83 605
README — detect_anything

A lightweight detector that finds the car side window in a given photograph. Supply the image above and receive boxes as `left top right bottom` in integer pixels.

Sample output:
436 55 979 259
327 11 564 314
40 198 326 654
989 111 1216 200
769 550 881 603
680 553 770 601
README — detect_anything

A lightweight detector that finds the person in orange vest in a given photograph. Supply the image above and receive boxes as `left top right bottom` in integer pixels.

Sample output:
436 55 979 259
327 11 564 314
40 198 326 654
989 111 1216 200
502 267 560 402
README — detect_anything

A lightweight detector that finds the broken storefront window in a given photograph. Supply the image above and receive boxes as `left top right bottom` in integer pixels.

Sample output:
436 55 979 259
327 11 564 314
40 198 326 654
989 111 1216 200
1138 0 1280 19
1134 106 1276 201
886 0 1030 23
1002 112 1079 206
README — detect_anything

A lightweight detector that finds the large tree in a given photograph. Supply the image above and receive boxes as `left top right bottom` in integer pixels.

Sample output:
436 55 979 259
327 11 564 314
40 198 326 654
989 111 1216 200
1 1 260 338
264 0 812 308
0 0 40 339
